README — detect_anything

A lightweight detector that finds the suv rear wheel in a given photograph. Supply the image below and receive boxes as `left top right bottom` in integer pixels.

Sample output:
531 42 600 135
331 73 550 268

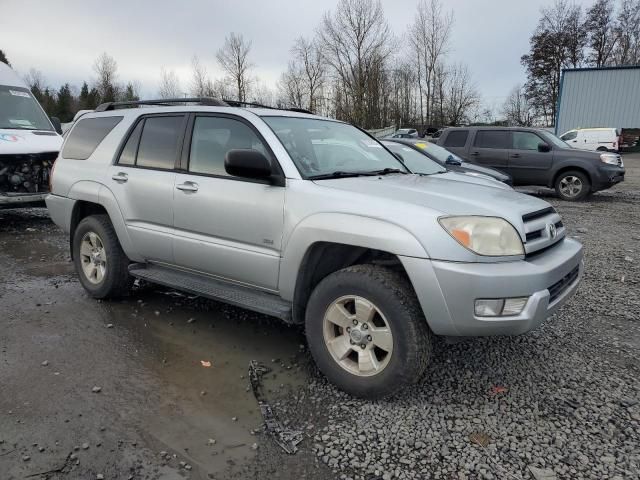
73 214 131 298
305 264 432 399
555 170 590 201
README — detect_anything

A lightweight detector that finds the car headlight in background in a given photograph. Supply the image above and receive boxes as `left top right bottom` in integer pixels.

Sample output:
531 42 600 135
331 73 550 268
600 153 619 165
439 216 524 256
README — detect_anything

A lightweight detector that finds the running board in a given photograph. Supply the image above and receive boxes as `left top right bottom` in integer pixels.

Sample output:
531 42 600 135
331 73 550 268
128 263 292 322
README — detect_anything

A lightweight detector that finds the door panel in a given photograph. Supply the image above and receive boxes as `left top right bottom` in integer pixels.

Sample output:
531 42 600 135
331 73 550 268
106 165 175 262
467 130 509 170
508 131 553 185
172 114 285 291
173 174 284 290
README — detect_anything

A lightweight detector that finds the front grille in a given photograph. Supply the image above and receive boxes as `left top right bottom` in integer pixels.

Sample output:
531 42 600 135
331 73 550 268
548 265 580 303
522 207 565 257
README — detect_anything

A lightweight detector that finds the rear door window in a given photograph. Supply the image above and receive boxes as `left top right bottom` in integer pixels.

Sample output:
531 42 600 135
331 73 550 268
443 130 468 147
136 116 185 169
473 130 509 149
62 116 123 160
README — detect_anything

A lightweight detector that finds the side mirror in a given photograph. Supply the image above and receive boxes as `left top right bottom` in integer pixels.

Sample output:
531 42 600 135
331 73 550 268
50 116 62 135
225 149 275 182
538 142 551 152
445 155 462 166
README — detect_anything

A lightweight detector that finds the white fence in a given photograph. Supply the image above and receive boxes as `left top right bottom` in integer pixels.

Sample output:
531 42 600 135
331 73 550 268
366 126 395 138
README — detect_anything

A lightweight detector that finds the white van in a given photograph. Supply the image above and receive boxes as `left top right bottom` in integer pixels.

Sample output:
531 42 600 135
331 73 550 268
560 127 622 152
0 62 63 208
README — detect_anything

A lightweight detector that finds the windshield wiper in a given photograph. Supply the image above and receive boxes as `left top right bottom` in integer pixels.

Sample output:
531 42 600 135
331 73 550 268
308 170 378 180
367 168 408 175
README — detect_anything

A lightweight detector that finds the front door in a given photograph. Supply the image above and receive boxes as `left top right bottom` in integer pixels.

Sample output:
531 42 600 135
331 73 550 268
107 114 186 263
468 130 510 171
508 131 553 185
172 114 285 291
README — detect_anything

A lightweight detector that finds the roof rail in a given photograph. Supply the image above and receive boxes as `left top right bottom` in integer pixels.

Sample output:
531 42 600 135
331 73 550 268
94 97 229 112
223 99 314 115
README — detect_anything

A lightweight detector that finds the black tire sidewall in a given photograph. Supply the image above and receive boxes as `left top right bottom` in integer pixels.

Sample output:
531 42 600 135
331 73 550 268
305 267 429 398
73 216 126 298
555 170 590 201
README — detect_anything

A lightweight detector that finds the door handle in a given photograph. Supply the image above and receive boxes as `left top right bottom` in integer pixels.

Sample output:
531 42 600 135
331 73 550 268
469 152 479 156
176 182 199 192
511 153 521 158
111 172 128 183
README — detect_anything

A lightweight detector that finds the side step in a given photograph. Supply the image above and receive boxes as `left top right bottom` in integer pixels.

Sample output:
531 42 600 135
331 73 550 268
128 263 292 322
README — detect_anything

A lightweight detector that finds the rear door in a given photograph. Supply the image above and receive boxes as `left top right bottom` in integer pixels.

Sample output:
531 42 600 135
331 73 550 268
440 129 469 159
467 130 509 170
507 130 553 185
107 114 187 263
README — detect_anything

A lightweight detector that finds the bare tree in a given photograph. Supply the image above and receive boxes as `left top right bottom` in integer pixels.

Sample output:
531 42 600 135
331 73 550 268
502 84 536 126
278 61 306 108
291 37 326 112
190 56 214 97
158 68 182 98
410 0 453 126
612 0 640 65
318 0 393 128
93 52 119 102
585 0 617 67
216 33 253 102
444 63 479 125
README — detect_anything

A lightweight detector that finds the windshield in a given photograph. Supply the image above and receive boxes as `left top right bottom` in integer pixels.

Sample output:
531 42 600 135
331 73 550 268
262 116 406 178
410 141 463 165
383 142 446 175
540 131 570 149
0 85 53 131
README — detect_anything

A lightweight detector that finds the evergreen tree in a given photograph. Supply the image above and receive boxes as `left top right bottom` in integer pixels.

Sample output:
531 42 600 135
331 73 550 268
56 84 74 122
0 49 10 66
78 81 90 109
122 82 139 101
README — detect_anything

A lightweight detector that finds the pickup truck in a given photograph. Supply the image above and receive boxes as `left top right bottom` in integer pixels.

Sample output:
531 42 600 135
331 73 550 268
47 99 584 398
437 126 625 201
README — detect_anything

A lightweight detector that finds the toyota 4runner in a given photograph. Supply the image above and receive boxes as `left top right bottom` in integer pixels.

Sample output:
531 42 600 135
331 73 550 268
46 98 584 398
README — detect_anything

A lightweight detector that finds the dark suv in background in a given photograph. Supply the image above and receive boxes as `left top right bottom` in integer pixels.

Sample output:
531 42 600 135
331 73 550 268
437 127 625 201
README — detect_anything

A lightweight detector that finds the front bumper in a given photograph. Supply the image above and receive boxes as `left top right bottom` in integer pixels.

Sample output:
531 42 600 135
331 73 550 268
400 238 584 336
593 165 625 191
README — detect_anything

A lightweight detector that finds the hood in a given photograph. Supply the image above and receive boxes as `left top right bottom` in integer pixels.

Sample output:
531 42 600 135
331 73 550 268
0 129 62 155
428 170 511 190
314 173 551 231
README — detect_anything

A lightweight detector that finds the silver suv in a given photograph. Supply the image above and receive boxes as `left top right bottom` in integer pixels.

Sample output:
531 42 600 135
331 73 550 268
46 98 583 398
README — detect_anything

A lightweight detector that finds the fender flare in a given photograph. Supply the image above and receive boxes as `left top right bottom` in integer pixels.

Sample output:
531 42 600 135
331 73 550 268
278 212 428 300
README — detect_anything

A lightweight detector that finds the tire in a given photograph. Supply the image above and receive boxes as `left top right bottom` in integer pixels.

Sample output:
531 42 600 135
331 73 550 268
72 214 132 298
305 264 432 399
554 170 591 201
596 146 608 152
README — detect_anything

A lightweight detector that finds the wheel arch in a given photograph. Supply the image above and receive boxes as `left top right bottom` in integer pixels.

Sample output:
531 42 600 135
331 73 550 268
551 165 592 189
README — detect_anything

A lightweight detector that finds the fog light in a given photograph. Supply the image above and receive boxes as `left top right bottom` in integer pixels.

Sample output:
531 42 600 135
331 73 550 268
475 297 529 317
475 299 504 317
503 297 529 315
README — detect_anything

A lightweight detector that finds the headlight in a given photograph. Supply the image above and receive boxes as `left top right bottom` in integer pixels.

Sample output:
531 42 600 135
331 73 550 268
600 153 619 165
439 216 524 256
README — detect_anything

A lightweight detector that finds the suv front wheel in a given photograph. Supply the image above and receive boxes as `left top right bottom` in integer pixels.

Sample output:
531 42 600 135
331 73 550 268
305 264 432 399
555 170 591 201
73 214 131 298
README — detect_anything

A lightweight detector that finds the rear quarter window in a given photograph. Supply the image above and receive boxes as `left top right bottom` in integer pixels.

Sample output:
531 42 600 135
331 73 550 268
62 116 123 160
443 130 468 148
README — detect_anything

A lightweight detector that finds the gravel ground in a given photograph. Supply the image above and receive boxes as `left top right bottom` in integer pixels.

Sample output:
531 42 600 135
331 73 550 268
1 154 639 480
293 154 640 480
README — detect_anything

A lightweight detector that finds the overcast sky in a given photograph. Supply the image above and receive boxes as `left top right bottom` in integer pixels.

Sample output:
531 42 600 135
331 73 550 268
1 0 552 108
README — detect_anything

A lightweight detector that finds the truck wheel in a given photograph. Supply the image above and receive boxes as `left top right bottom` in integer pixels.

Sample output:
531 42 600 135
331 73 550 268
305 264 432 399
555 170 590 201
72 214 131 298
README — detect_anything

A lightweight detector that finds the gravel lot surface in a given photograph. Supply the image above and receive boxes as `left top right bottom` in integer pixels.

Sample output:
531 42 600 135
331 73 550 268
1 154 639 480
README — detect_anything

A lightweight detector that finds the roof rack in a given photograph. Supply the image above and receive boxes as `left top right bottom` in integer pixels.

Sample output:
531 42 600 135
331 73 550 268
222 99 314 115
94 97 229 112
94 96 315 115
